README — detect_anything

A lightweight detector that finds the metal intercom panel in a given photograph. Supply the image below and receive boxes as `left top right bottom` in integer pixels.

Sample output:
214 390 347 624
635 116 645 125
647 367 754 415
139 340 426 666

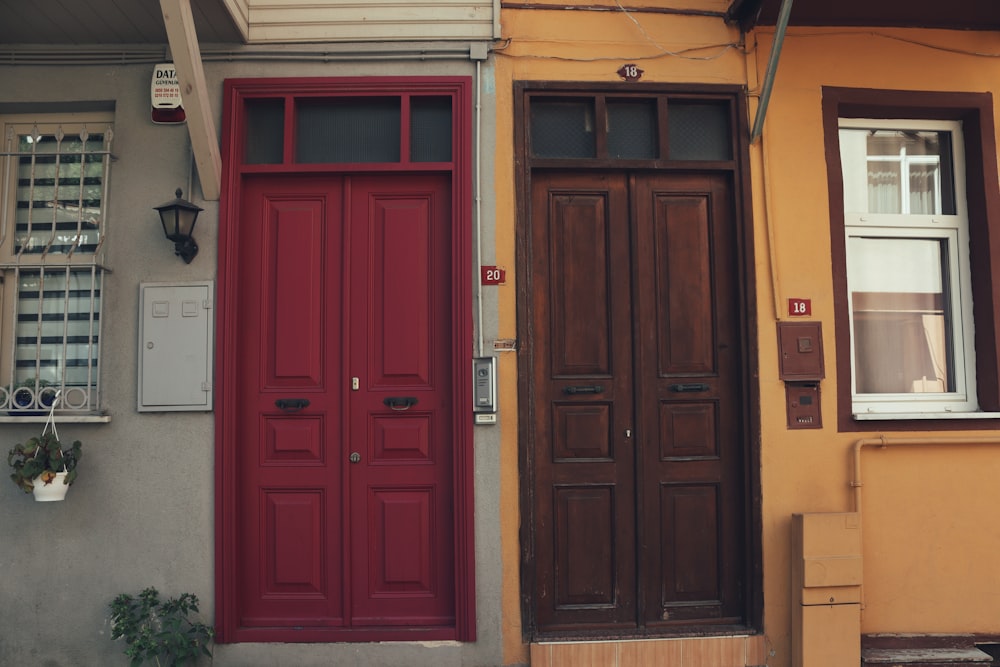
472 357 497 415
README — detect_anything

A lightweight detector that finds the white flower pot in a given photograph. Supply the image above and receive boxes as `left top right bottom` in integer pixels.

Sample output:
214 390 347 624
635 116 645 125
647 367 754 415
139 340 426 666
31 472 69 502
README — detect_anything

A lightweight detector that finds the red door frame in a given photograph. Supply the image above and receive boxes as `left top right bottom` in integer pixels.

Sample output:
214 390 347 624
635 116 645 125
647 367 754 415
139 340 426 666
214 76 475 643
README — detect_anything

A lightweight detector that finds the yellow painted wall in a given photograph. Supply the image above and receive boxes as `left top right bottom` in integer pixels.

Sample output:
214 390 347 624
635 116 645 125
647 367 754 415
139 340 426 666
753 26 1000 659
494 4 1000 665
494 5 746 663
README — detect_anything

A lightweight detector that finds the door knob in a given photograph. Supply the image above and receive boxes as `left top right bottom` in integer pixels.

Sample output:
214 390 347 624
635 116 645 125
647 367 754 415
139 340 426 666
349 452 361 463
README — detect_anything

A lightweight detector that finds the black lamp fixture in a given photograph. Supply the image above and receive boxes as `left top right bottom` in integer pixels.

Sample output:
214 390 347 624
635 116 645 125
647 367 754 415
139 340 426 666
153 188 203 263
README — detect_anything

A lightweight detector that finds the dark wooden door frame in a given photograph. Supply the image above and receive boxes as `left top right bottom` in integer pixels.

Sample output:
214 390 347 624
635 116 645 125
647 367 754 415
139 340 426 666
514 81 762 640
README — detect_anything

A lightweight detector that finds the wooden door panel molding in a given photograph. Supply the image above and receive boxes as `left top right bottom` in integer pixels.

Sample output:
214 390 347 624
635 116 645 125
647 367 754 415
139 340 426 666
553 485 617 608
367 192 436 387
265 492 327 595
264 417 325 463
267 197 328 385
552 402 614 461
651 193 716 376
659 402 719 460
545 187 620 377
658 484 722 608
372 415 432 462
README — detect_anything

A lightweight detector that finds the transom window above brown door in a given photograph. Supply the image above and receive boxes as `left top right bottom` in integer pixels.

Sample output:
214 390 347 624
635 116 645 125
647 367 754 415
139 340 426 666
527 92 734 163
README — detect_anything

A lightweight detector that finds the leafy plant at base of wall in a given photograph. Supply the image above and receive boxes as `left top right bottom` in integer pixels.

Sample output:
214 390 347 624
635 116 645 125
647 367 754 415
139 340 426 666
109 587 214 666
7 432 82 493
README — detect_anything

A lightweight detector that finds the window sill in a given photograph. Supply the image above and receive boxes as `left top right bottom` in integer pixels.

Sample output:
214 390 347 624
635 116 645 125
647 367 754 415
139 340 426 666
0 414 110 424
854 411 1000 421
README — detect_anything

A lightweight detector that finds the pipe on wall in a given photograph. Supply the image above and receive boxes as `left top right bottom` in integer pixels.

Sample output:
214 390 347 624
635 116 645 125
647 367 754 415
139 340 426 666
850 433 1000 610
749 0 793 143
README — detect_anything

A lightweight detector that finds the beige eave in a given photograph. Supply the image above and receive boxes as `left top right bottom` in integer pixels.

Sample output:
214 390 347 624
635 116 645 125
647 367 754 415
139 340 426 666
160 0 223 201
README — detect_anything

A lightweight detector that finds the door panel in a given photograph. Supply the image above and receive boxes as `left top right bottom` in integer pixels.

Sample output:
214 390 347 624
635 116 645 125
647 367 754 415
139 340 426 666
238 180 345 628
236 174 454 635
529 171 745 635
531 173 637 630
633 174 743 627
348 176 455 626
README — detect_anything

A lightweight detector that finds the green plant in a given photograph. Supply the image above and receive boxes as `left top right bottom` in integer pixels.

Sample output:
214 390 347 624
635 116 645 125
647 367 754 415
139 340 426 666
109 587 214 666
7 431 82 493
10 377 56 410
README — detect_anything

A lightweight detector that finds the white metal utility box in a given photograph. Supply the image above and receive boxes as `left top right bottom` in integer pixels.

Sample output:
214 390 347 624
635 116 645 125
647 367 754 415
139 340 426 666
137 281 214 412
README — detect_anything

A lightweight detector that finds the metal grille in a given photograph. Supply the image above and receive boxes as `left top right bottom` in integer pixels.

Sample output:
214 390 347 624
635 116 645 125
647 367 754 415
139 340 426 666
296 97 401 163
607 100 657 159
530 99 597 159
1 119 112 415
667 102 732 161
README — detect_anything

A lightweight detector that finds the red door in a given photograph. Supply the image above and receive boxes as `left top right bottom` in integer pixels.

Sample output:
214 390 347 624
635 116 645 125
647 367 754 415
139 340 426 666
234 173 455 639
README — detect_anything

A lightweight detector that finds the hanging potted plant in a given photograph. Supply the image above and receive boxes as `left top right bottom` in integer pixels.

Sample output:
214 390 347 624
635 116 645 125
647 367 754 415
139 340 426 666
7 397 82 501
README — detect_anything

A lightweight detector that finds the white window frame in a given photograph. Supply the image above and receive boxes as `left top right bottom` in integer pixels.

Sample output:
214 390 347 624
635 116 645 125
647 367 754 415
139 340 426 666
840 118 977 417
0 112 113 420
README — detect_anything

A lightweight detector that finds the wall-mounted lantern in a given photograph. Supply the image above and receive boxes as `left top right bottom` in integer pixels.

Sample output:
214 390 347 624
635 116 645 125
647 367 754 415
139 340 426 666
153 188 202 263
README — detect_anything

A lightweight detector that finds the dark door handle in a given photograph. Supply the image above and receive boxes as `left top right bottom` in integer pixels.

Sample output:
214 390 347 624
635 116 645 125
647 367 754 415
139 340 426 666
383 396 418 411
669 383 710 393
275 398 310 412
563 385 605 395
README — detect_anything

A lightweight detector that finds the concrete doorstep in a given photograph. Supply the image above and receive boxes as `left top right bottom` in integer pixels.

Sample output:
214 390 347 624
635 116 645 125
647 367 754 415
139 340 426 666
862 647 994 665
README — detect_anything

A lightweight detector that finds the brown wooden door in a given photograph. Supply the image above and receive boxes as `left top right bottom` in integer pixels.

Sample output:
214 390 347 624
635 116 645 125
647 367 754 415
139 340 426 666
235 173 455 640
528 171 745 634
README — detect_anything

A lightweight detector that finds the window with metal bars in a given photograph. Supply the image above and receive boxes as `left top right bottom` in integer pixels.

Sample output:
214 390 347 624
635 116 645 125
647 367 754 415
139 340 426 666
0 114 112 417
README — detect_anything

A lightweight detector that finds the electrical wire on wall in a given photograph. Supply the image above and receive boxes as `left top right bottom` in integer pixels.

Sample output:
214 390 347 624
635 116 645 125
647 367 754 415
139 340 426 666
492 1 747 63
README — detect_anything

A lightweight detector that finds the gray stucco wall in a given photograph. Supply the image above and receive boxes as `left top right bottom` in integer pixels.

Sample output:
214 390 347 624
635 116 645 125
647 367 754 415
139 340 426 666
0 53 503 667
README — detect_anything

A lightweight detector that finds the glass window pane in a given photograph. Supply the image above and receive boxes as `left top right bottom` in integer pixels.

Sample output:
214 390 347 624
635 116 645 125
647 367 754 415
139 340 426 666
848 237 953 394
667 101 731 161
411 96 452 163
296 97 401 163
842 128 956 215
530 99 596 158
15 128 106 255
244 98 285 165
12 267 102 411
866 159 903 214
607 100 657 159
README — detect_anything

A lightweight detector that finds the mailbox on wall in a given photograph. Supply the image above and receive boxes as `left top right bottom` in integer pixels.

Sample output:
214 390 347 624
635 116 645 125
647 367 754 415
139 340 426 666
778 321 824 430
138 281 214 412
778 321 825 382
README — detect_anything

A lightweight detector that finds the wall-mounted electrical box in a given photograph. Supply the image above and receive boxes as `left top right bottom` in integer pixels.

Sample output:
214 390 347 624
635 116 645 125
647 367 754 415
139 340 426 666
138 281 214 412
473 357 497 424
792 512 862 667
778 321 825 382
786 383 822 430
778 321 824 430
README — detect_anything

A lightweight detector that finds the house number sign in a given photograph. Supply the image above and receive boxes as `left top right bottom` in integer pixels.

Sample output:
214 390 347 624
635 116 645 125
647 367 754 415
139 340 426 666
481 266 506 285
617 64 644 81
788 298 812 317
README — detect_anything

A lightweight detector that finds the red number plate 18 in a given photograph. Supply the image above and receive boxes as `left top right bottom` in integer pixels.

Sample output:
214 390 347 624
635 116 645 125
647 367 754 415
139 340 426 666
788 298 811 317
